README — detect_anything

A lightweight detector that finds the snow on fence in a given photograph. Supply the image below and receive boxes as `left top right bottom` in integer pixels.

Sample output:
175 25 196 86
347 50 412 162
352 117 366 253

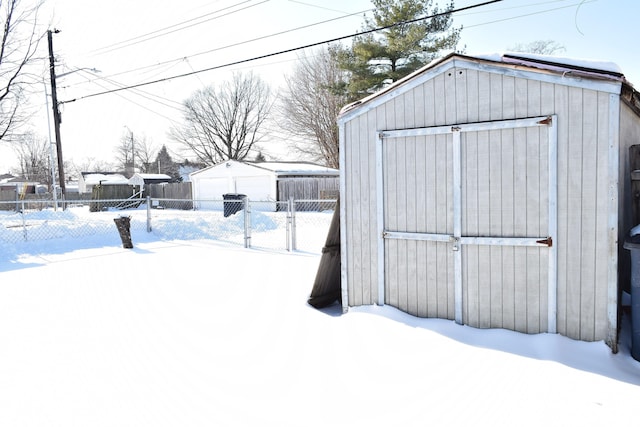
0 197 336 254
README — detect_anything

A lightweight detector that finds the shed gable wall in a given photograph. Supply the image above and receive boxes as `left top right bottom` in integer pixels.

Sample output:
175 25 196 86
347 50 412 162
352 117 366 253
342 65 619 341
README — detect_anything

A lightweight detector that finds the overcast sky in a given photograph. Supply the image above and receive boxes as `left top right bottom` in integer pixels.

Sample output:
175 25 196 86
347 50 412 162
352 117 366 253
2 0 637 175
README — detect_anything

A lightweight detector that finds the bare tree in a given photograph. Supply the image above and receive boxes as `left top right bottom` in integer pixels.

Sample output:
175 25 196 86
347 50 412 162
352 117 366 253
12 130 51 185
0 0 47 143
70 158 115 175
133 134 156 173
114 128 156 175
169 71 272 166
509 40 565 55
279 46 349 169
115 129 136 175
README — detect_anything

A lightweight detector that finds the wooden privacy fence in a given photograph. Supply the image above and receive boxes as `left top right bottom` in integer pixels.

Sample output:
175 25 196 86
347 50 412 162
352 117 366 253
277 177 338 206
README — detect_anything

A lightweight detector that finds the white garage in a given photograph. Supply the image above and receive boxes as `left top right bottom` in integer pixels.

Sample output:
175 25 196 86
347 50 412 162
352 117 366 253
189 160 339 210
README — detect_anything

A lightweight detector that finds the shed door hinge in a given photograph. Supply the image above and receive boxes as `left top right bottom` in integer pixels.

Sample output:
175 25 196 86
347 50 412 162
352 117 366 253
536 236 553 247
538 116 553 126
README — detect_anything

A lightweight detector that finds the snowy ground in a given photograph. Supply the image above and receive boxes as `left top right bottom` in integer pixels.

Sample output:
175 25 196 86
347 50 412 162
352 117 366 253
2 216 640 426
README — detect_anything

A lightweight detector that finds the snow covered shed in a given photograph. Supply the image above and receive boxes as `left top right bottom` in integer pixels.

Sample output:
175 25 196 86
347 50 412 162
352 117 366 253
338 52 640 350
128 173 172 192
190 160 339 208
78 172 129 194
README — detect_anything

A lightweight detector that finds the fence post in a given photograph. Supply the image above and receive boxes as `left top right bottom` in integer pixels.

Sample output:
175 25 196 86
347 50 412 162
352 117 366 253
285 198 294 251
21 201 27 241
291 198 297 251
244 197 251 248
146 196 152 232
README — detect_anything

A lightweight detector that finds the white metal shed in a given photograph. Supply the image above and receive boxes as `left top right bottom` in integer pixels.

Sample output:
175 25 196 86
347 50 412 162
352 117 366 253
338 52 640 350
128 173 171 191
78 172 128 194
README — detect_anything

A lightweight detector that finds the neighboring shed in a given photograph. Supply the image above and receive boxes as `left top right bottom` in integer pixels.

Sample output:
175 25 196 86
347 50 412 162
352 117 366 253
338 52 640 350
190 160 339 209
129 173 171 192
0 177 40 195
78 172 128 194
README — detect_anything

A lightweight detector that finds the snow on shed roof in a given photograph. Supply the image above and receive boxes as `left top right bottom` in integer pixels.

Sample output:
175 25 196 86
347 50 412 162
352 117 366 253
82 173 129 185
249 162 339 176
132 173 171 180
340 52 632 117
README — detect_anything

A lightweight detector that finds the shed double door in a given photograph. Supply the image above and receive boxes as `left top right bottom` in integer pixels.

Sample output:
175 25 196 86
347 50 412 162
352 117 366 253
379 116 557 334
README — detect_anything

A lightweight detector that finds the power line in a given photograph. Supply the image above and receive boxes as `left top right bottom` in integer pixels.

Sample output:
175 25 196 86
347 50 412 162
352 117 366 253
78 69 184 111
68 6 371 88
286 0 356 15
88 0 267 56
64 0 503 104
461 0 595 29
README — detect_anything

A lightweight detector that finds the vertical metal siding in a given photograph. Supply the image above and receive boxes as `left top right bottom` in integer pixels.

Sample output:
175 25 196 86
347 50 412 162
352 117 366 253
341 63 622 342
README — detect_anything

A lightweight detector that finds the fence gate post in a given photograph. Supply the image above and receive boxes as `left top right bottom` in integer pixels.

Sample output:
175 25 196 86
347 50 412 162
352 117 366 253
291 198 297 251
21 201 27 241
244 197 251 248
146 196 152 232
286 198 293 251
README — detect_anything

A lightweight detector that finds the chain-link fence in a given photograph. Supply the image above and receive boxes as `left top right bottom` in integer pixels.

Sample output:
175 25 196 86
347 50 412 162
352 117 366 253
0 197 336 254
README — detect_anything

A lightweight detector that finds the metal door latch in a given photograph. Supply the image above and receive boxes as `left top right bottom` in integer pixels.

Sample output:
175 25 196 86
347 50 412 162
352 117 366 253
450 236 460 251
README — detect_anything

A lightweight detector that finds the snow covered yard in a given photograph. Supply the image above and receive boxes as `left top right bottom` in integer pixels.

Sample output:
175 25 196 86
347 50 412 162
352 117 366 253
1 234 640 426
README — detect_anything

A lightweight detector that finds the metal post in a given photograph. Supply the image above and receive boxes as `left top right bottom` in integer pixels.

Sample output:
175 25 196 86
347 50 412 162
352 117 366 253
291 198 297 251
286 198 292 251
146 196 152 232
21 200 26 241
243 197 251 248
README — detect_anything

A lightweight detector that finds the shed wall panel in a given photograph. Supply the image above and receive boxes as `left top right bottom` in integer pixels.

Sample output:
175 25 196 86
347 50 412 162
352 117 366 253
341 62 625 342
383 134 454 318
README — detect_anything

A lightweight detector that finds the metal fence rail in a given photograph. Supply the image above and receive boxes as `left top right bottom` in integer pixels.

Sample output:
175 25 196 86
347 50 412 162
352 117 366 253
0 197 336 254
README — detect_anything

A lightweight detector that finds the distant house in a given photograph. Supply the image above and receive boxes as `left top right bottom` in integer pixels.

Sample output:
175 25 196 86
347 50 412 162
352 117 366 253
189 160 339 210
0 176 40 195
128 173 171 192
78 172 129 194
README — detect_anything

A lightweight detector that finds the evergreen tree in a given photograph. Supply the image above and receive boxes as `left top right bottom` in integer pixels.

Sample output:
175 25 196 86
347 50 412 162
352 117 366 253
154 145 180 182
254 151 267 162
338 0 461 101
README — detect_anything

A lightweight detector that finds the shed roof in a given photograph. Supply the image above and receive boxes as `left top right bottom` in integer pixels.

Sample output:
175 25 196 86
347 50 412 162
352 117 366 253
339 52 639 118
249 161 339 176
191 160 339 177
81 173 129 185
131 173 171 180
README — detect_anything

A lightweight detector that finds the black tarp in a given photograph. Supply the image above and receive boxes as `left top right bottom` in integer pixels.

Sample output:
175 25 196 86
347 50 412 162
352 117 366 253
308 198 341 308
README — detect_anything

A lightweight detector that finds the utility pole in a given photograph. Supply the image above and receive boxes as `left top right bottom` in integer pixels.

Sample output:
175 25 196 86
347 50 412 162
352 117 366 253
47 29 66 201
130 128 135 173
124 125 135 176
43 79 59 211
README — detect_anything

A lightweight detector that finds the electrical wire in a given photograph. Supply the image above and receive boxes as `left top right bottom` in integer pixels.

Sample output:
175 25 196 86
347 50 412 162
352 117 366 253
68 6 372 88
87 0 266 56
77 69 184 111
461 0 595 29
64 0 503 103
286 0 354 15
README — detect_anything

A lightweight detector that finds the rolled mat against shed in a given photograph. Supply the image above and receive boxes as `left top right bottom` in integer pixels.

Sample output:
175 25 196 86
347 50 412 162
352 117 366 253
308 198 341 309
